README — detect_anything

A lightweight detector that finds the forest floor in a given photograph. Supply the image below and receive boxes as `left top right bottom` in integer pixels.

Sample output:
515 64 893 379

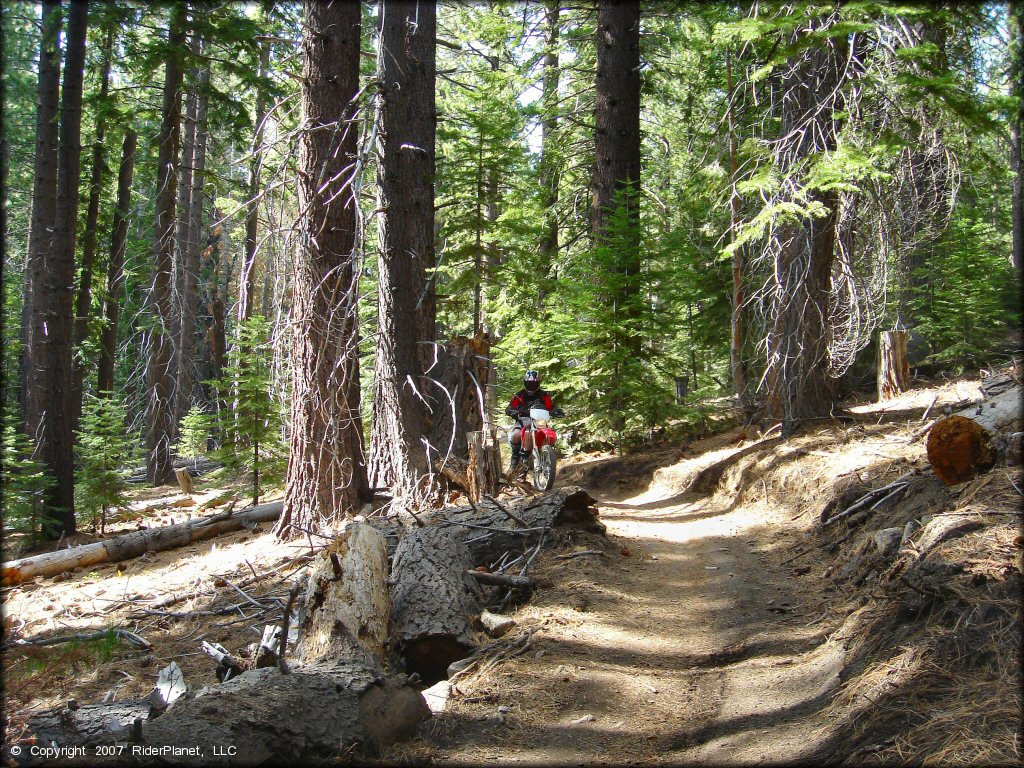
2 374 1020 765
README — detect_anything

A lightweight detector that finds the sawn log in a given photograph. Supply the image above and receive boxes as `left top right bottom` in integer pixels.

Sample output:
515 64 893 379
926 384 1022 485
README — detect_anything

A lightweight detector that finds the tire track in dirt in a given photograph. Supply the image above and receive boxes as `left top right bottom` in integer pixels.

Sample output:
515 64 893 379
399 478 846 765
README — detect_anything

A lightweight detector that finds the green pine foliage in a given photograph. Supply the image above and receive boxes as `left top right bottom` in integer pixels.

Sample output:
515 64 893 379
2 418 58 549
210 316 285 507
74 396 135 534
176 405 210 460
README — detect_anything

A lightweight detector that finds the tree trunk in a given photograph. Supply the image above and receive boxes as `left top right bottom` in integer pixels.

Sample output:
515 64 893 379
536 0 560 311
760 21 844 434
726 46 750 415
171 28 198 394
926 385 1023 485
70 23 114 431
238 41 270 325
390 524 483 683
877 330 909 401
146 4 186 486
175 52 210 428
1011 5 1023 275
276 0 368 539
369 0 437 504
1 501 284 587
25 0 89 537
20 0 61 434
97 130 138 395
296 522 391 669
426 333 491 464
592 0 642 429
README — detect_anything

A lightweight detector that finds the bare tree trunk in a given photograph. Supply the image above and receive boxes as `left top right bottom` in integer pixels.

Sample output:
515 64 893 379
97 130 138 396
1012 5 1023 275
368 0 436 503
25 1 89 537
146 3 186 486
21 0 61 432
760 23 844 434
726 46 750 415
592 0 641 434
537 0 560 311
70 23 114 431
175 51 210 428
171 29 198 397
238 42 270 325
276 0 368 539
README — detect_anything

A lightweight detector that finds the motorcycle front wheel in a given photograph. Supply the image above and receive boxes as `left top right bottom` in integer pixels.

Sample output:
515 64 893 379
533 445 557 491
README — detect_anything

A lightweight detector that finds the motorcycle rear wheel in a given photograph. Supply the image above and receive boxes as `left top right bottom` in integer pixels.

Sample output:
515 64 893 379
533 445 557 491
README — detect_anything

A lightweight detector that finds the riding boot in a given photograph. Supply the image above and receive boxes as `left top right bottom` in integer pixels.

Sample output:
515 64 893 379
509 445 522 472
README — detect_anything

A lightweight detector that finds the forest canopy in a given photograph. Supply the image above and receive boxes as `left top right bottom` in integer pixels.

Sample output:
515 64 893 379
2 1 1020 538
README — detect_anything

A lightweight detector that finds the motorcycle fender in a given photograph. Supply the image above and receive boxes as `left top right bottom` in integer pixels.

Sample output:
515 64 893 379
536 428 556 446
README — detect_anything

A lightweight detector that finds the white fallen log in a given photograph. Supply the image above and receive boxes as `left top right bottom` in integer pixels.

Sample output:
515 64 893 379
1 501 283 586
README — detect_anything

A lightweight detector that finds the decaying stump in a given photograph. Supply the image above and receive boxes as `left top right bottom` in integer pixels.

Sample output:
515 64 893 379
877 330 909 401
296 522 390 669
390 525 483 683
433 455 470 492
174 468 195 495
1 501 282 586
466 430 501 502
927 384 1022 485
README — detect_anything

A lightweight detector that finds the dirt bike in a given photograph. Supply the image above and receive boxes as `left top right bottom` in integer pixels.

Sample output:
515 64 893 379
511 407 559 491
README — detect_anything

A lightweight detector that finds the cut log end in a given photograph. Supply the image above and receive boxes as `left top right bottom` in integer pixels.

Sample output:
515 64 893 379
926 415 996 485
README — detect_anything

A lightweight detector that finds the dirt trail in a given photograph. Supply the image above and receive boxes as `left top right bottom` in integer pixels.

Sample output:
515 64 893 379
400 464 848 765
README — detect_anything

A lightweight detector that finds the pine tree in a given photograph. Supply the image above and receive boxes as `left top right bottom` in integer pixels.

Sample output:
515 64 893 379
2 417 57 548
176 405 210 461
276 0 368 539
213 317 284 507
75 395 135 534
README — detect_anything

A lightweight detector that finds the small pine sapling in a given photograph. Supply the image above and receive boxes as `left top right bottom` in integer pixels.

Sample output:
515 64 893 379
1 420 58 549
215 316 286 507
176 405 211 461
75 396 136 533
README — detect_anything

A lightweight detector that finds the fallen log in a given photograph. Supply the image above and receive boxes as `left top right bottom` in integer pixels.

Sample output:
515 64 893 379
296 522 390 670
1 501 283 587
431 486 606 566
133 663 428 765
16 520 429 766
390 525 483 684
25 699 152 755
927 385 1022 485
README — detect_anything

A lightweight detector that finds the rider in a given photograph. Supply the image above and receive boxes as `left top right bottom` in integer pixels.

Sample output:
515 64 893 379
505 370 563 474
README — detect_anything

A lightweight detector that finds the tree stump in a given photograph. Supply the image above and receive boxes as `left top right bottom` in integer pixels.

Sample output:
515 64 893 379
466 430 501 503
877 330 909 401
174 468 195 495
390 525 483 683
